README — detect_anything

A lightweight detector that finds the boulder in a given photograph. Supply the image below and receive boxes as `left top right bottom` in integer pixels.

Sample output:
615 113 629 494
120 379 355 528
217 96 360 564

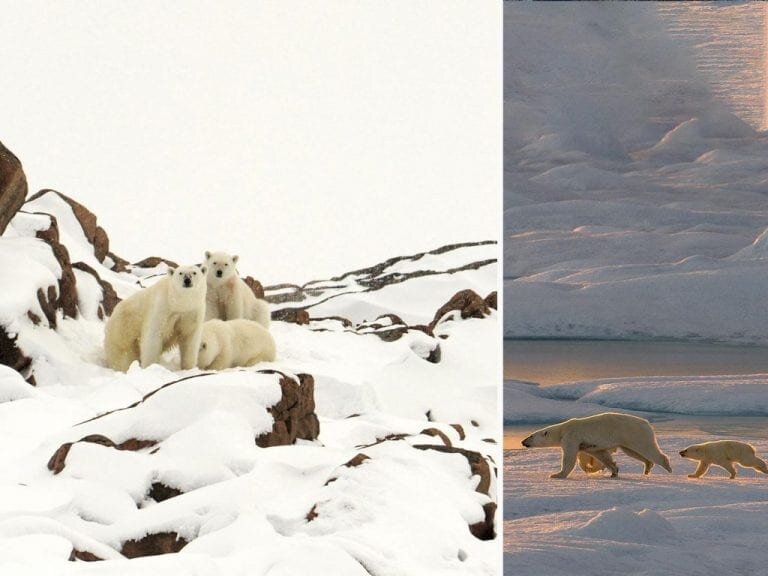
72 261 121 318
255 372 320 447
120 532 188 558
428 289 490 331
0 141 27 235
0 327 34 384
33 213 78 322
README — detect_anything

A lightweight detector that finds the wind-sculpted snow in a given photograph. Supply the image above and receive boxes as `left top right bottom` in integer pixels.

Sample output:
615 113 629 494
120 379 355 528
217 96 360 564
505 2 768 343
0 184 499 573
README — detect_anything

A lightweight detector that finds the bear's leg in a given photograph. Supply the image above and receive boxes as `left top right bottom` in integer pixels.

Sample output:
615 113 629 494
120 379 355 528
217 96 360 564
178 322 203 370
718 461 737 479
139 328 163 368
620 447 654 475
551 440 579 479
689 460 710 478
588 449 619 478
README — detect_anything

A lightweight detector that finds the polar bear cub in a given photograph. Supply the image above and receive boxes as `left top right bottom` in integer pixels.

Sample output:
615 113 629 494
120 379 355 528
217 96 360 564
680 440 768 479
196 319 276 370
204 251 270 329
521 412 672 479
104 265 207 371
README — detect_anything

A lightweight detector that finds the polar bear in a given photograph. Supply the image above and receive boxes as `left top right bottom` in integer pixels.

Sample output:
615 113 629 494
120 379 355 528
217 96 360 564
680 440 768 479
204 251 270 329
521 412 672 479
196 319 276 370
104 265 207 372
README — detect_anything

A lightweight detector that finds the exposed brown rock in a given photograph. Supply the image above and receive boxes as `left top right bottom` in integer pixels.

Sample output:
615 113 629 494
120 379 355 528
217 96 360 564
27 190 111 263
68 549 103 562
255 372 320 447
420 428 452 447
0 327 33 384
262 283 305 305
148 482 183 503
243 276 265 299
425 343 441 364
411 444 492 496
132 256 179 269
484 291 497 310
0 141 27 235
48 434 157 475
106 251 130 273
429 289 490 331
311 316 354 328
72 261 121 318
121 532 188 558
271 307 310 325
450 424 466 440
306 504 318 522
36 287 58 328
469 501 497 541
33 214 78 321
344 453 371 467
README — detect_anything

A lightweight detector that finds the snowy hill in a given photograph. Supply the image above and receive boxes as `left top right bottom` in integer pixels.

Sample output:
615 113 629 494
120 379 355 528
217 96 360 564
0 142 499 574
505 2 768 344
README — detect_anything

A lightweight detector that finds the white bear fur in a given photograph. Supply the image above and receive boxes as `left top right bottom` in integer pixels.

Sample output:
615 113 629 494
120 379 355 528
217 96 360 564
522 412 672 479
680 440 768 479
204 251 270 329
104 265 207 372
197 319 276 370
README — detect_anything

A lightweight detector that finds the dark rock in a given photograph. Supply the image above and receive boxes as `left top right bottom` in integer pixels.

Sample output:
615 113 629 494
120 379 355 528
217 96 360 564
484 291 497 310
0 141 27 235
243 276 265 299
33 214 78 321
148 482 183 502
450 424 466 440
429 289 490 331
420 428 452 447
68 549 103 562
36 287 58 328
344 453 371 467
306 504 318 522
72 262 121 318
469 502 497 541
426 343 441 364
48 434 157 474
255 372 319 447
27 190 110 263
311 316 354 328
0 327 33 383
120 532 188 558
271 307 310 325
262 283 305 305
411 445 492 496
106 251 130 273
132 256 179 269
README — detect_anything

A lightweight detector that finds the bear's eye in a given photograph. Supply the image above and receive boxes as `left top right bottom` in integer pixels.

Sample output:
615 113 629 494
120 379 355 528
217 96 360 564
192 271 197 276
201 343 207 349
225 263 229 267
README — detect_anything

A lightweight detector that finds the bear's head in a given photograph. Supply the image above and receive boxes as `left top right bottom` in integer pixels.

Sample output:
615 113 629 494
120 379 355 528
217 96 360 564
679 444 704 459
204 251 239 283
167 265 207 291
521 423 562 448
197 325 221 370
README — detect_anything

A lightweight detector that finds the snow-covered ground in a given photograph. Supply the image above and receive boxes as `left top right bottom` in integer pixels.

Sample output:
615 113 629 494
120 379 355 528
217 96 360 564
504 2 768 343
0 189 500 573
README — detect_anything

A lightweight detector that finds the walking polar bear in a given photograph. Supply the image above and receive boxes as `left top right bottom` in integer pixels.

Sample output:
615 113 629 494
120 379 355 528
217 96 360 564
104 265 207 371
521 412 672 479
204 251 270 329
197 319 276 370
680 440 768 479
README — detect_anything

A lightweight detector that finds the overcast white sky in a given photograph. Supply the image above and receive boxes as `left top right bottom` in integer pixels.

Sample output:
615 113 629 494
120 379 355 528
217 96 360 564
0 1 500 284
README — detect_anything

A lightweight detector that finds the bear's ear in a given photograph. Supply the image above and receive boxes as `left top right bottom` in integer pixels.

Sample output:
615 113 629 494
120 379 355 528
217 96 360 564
200 265 207 274
232 255 239 264
167 268 176 276
204 251 211 260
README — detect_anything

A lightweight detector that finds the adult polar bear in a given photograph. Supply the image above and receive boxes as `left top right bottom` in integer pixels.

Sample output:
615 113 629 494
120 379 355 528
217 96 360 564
197 319 276 370
104 265 207 371
521 412 672 479
204 251 270 328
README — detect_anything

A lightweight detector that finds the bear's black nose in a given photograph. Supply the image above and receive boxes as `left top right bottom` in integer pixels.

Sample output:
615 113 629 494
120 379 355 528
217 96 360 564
679 451 686 456
522 438 531 448
183 277 192 287
216 270 223 278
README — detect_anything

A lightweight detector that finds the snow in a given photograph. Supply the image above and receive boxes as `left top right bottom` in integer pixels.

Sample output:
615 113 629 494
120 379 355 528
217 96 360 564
0 200 499 572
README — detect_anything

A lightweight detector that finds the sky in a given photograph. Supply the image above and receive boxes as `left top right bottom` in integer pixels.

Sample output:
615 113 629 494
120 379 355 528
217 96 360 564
0 1 501 285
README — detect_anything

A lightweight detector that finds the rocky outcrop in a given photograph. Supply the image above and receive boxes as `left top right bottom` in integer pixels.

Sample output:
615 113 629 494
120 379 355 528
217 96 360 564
120 532 188 558
428 289 491 331
71 262 120 318
0 141 27 235
271 307 310 325
484 291 497 310
0 328 34 384
244 276 265 299
132 256 179 270
256 372 320 447
32 213 78 323
47 434 157 474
